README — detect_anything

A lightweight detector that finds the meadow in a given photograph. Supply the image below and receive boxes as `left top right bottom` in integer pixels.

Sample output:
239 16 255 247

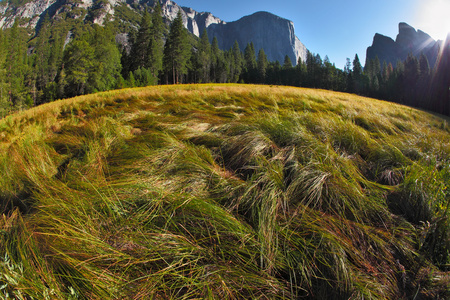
0 84 449 299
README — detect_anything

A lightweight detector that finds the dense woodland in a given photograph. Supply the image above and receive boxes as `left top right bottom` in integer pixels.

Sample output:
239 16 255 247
0 3 449 117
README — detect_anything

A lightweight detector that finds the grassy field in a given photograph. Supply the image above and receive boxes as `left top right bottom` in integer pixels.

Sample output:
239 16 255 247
0 84 449 299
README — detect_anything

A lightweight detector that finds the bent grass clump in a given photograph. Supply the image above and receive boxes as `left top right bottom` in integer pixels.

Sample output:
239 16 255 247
0 84 449 299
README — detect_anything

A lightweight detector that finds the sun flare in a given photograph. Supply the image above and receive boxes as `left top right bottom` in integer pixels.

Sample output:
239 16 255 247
416 0 450 40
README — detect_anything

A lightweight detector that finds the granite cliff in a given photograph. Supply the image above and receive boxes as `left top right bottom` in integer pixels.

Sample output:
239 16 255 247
0 0 307 64
206 11 307 66
366 22 442 67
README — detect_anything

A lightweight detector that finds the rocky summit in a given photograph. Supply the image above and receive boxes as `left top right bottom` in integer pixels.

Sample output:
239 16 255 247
366 22 442 67
0 0 307 65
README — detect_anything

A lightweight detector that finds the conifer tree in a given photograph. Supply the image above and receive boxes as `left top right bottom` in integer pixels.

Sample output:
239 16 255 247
210 36 227 83
283 55 293 69
48 25 66 84
352 54 363 76
434 34 450 115
257 48 268 83
281 55 294 85
305 51 323 87
4 21 28 107
148 2 165 80
62 40 95 96
88 25 122 92
344 58 352 74
230 41 243 82
417 53 431 107
419 53 430 77
163 11 190 84
243 42 256 82
295 56 307 87
323 55 334 90
130 10 152 71
381 61 389 82
0 31 9 115
352 54 364 93
404 53 420 104
197 28 211 83
210 36 220 82
34 13 52 99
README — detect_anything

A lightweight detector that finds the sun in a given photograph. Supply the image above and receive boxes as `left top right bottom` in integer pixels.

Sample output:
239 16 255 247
415 0 450 40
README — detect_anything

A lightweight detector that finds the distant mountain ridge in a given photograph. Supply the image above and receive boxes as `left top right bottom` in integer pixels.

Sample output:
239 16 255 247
0 0 307 64
366 22 442 67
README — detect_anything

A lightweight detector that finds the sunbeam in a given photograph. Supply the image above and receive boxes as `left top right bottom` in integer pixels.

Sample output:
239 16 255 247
415 0 450 41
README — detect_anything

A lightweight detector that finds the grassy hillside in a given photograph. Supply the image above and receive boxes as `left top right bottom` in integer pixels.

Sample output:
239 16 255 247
0 84 449 299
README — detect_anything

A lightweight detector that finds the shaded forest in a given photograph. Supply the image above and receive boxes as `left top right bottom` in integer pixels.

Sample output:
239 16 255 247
0 3 449 118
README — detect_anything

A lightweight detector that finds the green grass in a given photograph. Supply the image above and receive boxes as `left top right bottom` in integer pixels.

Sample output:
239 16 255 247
0 84 449 299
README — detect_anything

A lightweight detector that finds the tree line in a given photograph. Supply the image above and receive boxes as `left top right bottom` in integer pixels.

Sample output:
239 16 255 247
0 3 448 117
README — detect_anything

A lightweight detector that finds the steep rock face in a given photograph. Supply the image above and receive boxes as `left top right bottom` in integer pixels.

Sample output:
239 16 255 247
159 1 225 36
0 0 58 28
366 22 442 67
366 33 397 67
0 0 307 64
0 0 109 28
181 6 225 37
207 11 307 65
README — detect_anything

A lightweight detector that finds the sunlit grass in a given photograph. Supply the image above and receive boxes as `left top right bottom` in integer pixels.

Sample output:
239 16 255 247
0 84 449 299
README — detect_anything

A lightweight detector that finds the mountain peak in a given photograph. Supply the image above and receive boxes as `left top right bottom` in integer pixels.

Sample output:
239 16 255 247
398 22 416 34
366 22 441 67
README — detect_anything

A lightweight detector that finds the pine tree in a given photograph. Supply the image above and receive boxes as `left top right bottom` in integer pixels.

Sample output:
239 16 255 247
4 21 28 107
48 25 66 84
282 55 294 86
381 61 389 82
197 28 211 83
352 54 364 93
419 53 430 77
352 54 363 76
210 36 220 82
344 58 352 74
283 55 293 69
295 56 307 87
0 31 9 115
404 53 420 106
267 60 282 84
373 56 381 76
230 41 243 82
257 48 268 83
34 13 52 100
243 42 256 82
431 34 450 115
416 53 432 108
87 25 122 92
163 11 191 84
305 51 323 88
127 71 136 87
148 2 165 80
63 40 95 96
130 11 152 71
210 37 227 83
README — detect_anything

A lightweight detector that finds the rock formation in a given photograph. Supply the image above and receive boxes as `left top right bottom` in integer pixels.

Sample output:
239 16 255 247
366 22 442 67
206 11 307 65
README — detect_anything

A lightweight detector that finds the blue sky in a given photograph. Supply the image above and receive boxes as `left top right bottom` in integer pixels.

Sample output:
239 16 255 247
174 0 450 69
